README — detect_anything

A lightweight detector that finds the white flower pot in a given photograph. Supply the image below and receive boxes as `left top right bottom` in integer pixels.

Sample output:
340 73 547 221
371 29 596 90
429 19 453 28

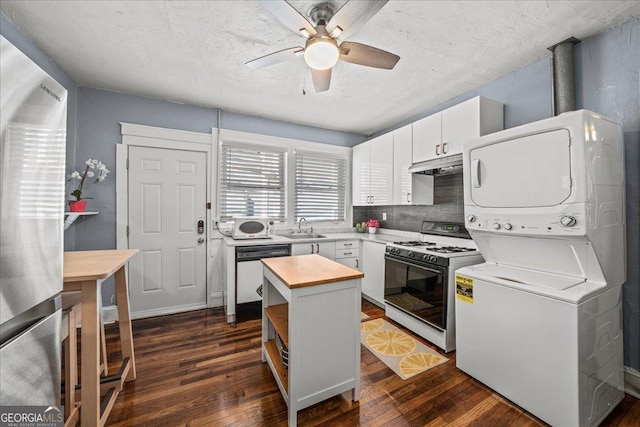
368 227 377 234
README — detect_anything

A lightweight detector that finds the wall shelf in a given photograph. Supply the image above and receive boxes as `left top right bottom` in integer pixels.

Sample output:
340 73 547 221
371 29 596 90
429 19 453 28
64 211 99 230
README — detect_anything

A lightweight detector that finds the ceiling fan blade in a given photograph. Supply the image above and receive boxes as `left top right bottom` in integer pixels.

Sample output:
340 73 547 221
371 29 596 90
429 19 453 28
245 47 304 69
339 41 399 69
260 0 316 38
311 68 331 92
326 0 388 41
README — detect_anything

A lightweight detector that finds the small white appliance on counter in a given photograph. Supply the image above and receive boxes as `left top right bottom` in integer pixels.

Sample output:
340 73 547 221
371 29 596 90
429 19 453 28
232 217 275 239
456 110 625 426
384 221 484 352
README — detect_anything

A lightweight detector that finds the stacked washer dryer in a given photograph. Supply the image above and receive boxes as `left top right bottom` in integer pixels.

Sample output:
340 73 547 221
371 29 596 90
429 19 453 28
455 110 626 426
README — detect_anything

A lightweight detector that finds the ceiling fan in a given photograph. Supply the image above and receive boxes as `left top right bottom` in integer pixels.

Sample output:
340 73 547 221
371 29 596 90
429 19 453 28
246 0 400 92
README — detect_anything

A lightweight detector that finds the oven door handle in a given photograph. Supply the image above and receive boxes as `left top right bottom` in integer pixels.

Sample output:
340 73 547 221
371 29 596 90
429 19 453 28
384 255 445 275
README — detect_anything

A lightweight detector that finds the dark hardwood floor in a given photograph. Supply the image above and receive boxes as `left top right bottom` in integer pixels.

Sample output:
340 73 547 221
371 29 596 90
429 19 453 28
98 300 640 426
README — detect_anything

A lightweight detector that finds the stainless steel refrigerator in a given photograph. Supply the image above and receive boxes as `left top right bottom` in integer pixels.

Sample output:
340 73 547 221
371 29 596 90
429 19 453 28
0 35 67 406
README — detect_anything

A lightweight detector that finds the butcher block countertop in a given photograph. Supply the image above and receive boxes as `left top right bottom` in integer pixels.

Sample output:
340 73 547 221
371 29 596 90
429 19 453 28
64 249 138 282
262 254 364 289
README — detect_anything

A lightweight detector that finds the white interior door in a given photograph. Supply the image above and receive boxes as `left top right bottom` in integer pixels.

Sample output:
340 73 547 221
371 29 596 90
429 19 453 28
128 146 207 317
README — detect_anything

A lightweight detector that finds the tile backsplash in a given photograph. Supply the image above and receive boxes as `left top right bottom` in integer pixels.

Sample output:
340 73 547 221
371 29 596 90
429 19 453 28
353 173 464 232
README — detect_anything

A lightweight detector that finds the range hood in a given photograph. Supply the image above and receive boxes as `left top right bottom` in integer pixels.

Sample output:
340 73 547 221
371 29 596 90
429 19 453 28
408 153 463 175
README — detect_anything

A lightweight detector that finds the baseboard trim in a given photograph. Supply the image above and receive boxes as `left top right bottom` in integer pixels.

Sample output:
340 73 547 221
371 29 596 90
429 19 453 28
130 302 208 320
209 291 224 308
102 305 119 324
625 367 640 399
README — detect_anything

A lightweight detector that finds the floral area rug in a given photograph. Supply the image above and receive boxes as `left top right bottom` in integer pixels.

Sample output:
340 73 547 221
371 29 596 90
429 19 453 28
361 318 447 380
360 312 370 321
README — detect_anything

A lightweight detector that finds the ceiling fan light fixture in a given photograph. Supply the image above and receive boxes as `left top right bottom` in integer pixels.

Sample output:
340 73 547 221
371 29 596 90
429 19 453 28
304 37 339 70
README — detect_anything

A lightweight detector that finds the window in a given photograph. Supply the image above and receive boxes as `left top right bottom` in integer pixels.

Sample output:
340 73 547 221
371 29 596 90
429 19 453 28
219 143 286 220
294 151 346 222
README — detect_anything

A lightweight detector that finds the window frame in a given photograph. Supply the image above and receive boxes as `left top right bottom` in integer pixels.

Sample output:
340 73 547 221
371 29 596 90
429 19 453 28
293 149 348 223
216 129 352 230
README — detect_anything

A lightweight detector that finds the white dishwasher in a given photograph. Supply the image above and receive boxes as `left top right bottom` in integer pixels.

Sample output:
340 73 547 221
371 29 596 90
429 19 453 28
236 244 290 304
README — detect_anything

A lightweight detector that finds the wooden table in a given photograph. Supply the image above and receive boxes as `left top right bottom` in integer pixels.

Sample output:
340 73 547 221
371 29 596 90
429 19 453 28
63 249 138 427
261 254 363 426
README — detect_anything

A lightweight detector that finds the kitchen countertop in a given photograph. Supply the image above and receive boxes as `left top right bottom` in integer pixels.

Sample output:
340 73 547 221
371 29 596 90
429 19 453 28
262 254 364 288
222 231 414 247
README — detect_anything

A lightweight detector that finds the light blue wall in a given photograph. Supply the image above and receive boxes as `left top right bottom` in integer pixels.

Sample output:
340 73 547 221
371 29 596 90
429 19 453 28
72 87 367 252
1 11 79 250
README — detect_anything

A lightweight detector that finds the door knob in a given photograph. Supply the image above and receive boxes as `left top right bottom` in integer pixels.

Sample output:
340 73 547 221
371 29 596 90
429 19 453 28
198 238 205 244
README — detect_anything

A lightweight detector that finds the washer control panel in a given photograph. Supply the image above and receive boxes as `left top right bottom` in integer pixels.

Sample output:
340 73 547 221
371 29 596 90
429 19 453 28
464 209 586 236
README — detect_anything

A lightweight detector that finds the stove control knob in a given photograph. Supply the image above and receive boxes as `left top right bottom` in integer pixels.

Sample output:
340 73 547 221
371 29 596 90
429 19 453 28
560 216 577 227
428 255 438 263
393 248 401 255
467 214 477 223
422 255 429 261
408 251 415 258
504 223 513 230
492 222 501 230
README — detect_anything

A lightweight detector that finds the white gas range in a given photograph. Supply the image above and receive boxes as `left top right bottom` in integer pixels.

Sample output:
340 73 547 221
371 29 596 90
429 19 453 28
384 221 484 352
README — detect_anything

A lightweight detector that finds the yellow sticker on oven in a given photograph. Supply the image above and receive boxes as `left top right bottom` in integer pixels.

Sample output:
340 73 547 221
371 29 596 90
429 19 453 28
455 275 474 304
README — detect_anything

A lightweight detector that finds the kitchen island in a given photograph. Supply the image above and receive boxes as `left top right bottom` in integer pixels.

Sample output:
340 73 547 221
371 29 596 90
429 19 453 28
261 254 364 426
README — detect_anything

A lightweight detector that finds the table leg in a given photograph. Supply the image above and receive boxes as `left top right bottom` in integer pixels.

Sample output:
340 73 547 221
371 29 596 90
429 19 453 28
114 265 136 381
80 281 100 427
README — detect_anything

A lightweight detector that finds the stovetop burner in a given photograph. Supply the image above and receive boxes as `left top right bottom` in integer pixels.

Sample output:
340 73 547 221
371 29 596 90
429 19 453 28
429 246 477 253
393 241 436 247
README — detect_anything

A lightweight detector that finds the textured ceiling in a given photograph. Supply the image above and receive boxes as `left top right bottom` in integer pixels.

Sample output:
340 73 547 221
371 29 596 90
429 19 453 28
2 1 639 135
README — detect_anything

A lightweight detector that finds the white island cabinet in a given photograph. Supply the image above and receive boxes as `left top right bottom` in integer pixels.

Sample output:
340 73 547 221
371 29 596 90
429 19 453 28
261 254 363 426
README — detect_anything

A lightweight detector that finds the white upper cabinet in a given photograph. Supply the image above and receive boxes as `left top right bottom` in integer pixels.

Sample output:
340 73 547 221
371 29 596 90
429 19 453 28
352 142 370 206
392 124 413 205
352 133 393 206
412 96 504 163
412 113 442 163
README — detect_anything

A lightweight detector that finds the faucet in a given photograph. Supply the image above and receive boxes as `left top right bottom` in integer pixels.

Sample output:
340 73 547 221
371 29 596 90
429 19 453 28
298 217 307 233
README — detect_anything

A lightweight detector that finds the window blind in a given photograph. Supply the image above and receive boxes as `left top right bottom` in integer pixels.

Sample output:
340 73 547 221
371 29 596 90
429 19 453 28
219 144 286 220
294 151 346 222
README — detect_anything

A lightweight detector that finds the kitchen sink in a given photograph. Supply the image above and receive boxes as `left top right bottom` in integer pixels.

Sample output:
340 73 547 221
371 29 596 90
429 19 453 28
286 234 327 239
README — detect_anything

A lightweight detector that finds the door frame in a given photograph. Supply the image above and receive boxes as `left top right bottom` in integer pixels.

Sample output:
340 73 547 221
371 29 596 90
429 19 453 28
117 123 215 309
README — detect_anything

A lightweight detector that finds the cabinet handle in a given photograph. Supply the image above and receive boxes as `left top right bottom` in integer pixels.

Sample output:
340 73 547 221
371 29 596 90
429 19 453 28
442 142 448 154
316 243 320 253
344 243 353 246
356 259 359 268
407 192 411 203
311 244 315 254
371 196 375 204
435 144 440 156
344 252 353 255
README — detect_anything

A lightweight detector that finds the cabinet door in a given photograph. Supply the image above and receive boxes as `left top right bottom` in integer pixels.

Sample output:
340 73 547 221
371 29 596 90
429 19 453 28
335 257 360 271
352 142 370 206
369 133 393 205
412 113 442 162
441 97 480 156
361 241 386 306
291 242 335 259
317 241 336 260
291 243 314 256
393 124 413 205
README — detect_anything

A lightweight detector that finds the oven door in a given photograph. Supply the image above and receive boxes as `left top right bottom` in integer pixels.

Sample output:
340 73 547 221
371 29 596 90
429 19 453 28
384 255 447 330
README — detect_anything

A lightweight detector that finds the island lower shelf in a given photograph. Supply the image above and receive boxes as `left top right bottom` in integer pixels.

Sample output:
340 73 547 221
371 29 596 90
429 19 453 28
264 339 289 395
